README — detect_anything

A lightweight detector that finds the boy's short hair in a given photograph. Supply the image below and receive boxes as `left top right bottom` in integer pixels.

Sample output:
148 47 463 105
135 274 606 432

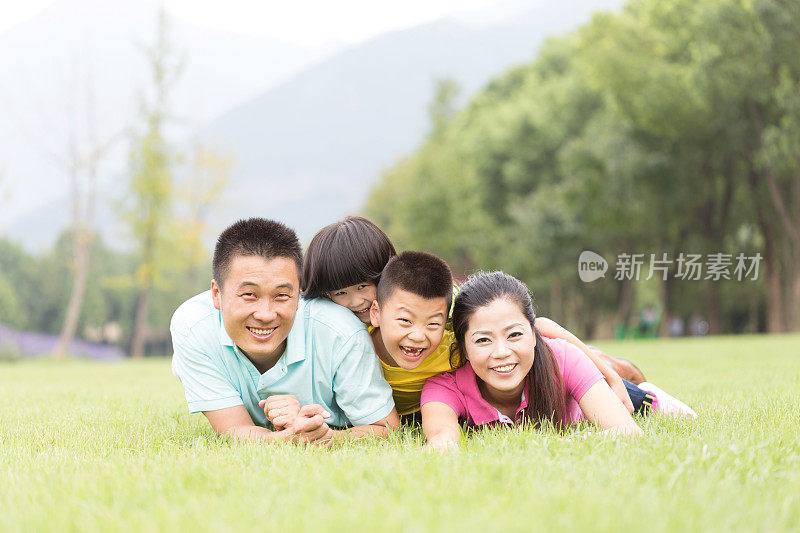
377 251 453 310
302 216 396 299
213 218 303 288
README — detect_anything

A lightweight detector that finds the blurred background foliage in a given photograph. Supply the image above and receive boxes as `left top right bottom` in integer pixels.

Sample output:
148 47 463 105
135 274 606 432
367 0 800 339
1 0 798 356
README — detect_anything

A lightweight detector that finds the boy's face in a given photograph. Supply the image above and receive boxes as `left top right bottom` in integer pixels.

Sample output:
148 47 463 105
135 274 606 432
370 288 448 370
327 282 377 324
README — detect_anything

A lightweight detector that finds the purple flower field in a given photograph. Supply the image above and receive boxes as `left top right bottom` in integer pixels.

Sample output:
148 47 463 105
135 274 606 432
0 324 125 360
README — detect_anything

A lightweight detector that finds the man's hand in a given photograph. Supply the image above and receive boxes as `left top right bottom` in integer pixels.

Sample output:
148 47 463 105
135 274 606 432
259 395 301 430
288 404 333 445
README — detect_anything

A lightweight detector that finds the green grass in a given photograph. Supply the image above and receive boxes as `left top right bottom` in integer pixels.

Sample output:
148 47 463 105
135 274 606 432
1 334 799 532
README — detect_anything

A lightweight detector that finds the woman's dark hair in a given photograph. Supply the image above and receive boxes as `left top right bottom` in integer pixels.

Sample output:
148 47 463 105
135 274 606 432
450 271 567 429
302 216 397 299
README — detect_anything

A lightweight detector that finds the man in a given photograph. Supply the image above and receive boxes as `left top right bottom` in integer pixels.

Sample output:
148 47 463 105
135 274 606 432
170 218 399 444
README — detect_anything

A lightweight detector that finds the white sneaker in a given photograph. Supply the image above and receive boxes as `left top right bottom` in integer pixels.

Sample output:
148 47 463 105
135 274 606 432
637 382 697 420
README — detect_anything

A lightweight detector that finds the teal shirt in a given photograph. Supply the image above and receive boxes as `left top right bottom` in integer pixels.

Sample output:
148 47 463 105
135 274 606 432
170 291 395 428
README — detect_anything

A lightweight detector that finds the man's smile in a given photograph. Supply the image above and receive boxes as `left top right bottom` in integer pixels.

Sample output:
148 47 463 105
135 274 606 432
247 326 278 340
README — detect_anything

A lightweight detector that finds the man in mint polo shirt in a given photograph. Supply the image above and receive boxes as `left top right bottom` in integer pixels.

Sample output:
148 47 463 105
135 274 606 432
171 218 399 444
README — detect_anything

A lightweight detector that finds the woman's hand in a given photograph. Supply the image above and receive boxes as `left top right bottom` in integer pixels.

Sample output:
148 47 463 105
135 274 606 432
421 401 462 452
426 433 460 453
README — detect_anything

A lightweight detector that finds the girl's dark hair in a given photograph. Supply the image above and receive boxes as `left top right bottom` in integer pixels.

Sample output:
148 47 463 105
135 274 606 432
450 271 567 429
302 216 397 299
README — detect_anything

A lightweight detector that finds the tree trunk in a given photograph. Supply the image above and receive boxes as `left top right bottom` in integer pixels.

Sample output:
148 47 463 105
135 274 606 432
762 223 786 333
786 238 800 332
549 277 563 325
130 286 151 359
55 228 90 359
788 176 800 331
705 281 722 335
658 275 673 338
616 278 634 333
747 167 786 333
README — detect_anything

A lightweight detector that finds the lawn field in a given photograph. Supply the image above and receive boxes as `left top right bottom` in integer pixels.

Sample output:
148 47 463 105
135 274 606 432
1 334 799 532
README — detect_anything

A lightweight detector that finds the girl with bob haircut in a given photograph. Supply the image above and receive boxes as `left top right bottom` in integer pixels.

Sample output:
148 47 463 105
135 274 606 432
420 271 695 451
302 216 396 324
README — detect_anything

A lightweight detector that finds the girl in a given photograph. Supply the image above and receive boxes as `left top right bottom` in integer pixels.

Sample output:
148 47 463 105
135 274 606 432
420 271 695 451
302 216 395 325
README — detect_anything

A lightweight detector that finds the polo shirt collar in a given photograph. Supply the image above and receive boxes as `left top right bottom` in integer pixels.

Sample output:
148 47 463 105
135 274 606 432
218 311 235 347
454 364 529 426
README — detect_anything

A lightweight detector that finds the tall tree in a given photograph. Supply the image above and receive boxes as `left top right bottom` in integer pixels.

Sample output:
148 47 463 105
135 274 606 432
54 70 121 359
124 8 184 358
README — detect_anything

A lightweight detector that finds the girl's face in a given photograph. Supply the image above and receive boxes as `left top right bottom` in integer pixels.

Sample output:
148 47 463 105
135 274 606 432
328 282 377 324
464 298 535 397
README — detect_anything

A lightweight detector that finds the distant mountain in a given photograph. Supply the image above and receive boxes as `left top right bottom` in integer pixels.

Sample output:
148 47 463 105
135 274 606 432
3 0 625 249
199 0 624 243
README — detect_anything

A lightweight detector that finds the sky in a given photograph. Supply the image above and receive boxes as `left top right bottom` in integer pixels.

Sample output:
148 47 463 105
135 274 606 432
0 0 512 47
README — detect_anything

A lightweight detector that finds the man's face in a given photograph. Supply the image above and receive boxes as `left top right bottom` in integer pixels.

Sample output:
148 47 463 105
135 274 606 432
211 255 299 364
370 288 448 370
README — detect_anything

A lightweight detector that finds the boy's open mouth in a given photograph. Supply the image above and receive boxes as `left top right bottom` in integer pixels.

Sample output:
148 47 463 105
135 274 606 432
490 363 517 375
399 345 426 360
247 326 277 340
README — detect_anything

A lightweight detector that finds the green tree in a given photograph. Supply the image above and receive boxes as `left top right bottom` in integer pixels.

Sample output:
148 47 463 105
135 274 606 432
123 7 185 358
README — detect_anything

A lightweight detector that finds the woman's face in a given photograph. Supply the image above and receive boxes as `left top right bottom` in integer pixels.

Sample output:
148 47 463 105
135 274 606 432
464 298 535 396
328 282 377 324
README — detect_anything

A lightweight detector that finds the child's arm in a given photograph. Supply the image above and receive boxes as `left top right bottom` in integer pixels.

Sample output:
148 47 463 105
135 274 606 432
534 317 634 414
421 401 461 452
577 380 642 436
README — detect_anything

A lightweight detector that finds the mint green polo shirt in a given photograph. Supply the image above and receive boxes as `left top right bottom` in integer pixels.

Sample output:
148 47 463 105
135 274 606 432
170 291 395 428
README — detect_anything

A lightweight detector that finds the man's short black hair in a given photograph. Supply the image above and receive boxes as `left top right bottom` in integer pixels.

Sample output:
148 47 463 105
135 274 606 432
377 251 453 310
302 216 396 299
212 218 303 288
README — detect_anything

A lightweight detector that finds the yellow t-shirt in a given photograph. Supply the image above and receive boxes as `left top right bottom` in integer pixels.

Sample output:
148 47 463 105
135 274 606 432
369 326 455 415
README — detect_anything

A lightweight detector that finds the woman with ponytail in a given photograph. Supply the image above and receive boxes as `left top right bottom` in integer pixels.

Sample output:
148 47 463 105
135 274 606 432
420 272 693 451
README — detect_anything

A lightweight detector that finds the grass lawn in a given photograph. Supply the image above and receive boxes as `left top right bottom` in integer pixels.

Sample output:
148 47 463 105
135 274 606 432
1 334 798 532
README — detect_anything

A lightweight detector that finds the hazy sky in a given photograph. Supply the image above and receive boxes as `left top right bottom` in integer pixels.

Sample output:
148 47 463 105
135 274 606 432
0 0 509 47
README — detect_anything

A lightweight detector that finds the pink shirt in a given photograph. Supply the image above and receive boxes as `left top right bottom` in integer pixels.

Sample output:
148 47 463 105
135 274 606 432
420 337 604 427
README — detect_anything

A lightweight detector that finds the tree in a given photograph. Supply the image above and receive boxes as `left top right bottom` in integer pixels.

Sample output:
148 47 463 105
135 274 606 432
53 71 122 359
123 7 185 358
